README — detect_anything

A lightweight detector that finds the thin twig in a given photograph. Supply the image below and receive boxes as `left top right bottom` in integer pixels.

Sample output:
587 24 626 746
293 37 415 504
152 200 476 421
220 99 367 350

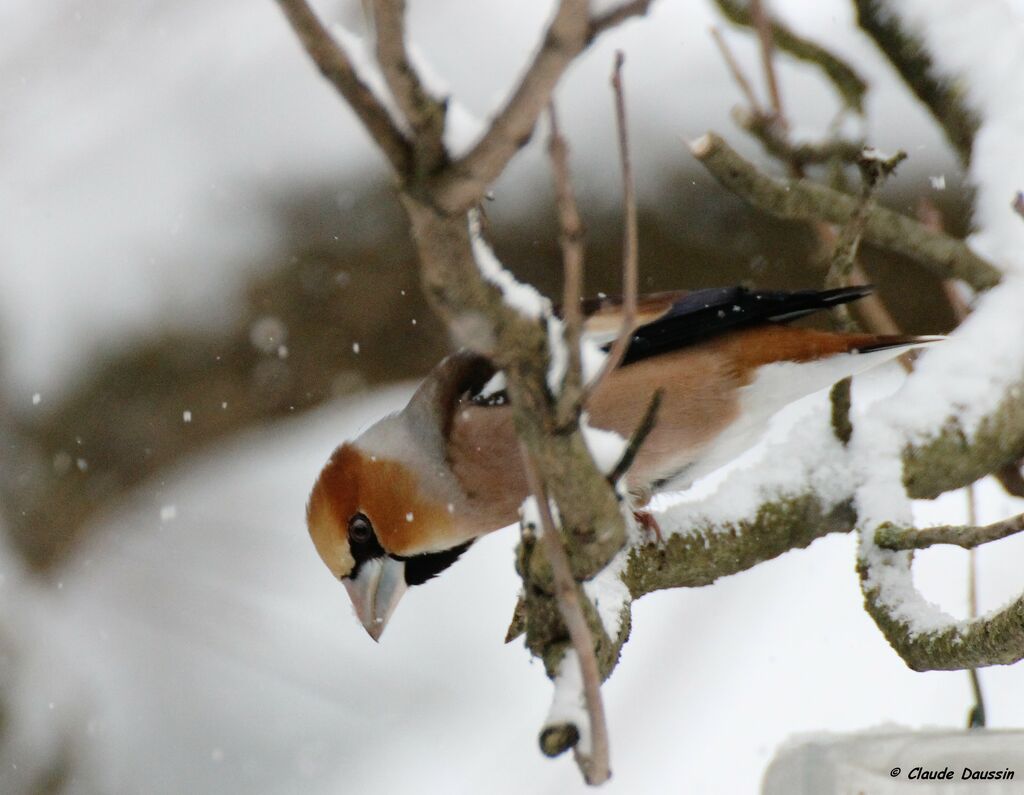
714 0 867 113
547 103 586 423
750 0 784 123
964 485 987 727
608 388 663 483
275 0 412 174
519 445 611 786
734 107 864 168
875 512 1024 551
688 133 1002 290
710 26 763 116
587 52 639 398
825 149 907 329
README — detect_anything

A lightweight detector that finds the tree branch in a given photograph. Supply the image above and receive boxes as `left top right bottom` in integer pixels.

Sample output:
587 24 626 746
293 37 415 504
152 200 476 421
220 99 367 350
733 107 864 169
370 0 447 175
713 0 867 113
860 538 1024 671
688 132 1002 290
902 382 1024 498
626 493 855 598
854 0 979 165
875 512 1024 551
587 52 639 395
275 0 412 173
749 0 784 122
428 0 653 213
520 448 611 786
590 0 654 36
547 103 586 426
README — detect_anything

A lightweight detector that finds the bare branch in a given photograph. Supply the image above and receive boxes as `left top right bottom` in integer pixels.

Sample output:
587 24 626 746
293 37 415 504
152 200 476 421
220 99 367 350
370 0 447 172
590 0 654 36
713 0 867 113
688 132 1002 290
875 512 1024 551
275 0 412 173
608 389 663 484
710 26 764 116
825 149 908 321
855 0 978 164
996 462 1024 498
429 0 653 213
520 446 611 786
750 0 784 122
588 52 639 395
547 104 586 424
734 107 864 168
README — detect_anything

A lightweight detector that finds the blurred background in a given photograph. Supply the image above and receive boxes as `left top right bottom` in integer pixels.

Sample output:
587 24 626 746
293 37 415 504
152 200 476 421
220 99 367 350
1 0 1020 793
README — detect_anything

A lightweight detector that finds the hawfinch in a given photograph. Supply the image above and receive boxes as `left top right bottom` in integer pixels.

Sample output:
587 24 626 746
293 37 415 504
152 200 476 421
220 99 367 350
307 285 934 639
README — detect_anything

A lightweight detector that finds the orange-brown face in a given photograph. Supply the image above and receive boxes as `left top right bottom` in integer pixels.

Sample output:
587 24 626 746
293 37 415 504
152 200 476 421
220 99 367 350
306 443 457 580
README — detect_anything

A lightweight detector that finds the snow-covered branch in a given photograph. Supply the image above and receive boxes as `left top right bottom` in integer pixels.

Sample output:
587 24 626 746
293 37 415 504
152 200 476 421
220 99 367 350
275 0 411 172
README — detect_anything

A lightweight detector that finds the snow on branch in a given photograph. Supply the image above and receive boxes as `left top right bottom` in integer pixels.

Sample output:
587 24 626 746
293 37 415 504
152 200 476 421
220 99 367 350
275 0 412 172
625 406 856 596
885 280 1024 498
860 530 1024 671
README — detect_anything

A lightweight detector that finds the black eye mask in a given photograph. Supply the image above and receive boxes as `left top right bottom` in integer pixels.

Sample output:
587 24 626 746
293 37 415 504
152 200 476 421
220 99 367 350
346 512 474 585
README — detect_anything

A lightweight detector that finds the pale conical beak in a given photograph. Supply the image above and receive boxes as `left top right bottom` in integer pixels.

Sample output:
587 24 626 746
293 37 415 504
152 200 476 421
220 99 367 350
343 557 408 642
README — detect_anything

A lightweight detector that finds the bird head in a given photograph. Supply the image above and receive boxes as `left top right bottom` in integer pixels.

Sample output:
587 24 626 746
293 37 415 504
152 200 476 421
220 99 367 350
306 438 471 641
306 351 499 640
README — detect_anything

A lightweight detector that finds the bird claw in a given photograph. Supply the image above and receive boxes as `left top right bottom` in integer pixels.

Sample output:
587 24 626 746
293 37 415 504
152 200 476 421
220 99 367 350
632 509 663 544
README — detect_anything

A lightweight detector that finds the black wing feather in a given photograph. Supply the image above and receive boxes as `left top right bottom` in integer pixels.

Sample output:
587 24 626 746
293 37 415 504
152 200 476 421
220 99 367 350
618 285 873 366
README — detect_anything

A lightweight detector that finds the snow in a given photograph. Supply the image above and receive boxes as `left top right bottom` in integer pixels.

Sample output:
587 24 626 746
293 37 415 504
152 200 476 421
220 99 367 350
765 728 1024 793
329 24 410 136
3 385 1024 794
5 0 1024 791
479 370 507 400
405 42 485 157
582 548 631 638
543 650 592 756
468 209 549 319
546 315 569 395
654 386 850 536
